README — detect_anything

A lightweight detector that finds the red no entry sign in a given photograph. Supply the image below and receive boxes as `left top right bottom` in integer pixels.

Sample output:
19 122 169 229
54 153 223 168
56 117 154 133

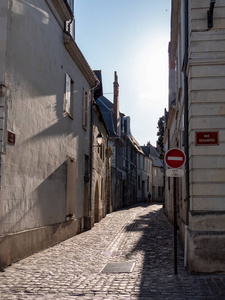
165 148 186 169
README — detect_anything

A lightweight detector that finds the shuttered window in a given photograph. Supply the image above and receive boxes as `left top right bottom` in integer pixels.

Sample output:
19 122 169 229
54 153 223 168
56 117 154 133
82 89 88 130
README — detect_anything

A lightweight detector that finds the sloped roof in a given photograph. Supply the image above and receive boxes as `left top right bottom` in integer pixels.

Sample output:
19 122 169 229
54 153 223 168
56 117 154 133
97 95 114 109
149 154 163 168
94 102 109 136
96 97 117 137
141 145 163 168
131 134 145 155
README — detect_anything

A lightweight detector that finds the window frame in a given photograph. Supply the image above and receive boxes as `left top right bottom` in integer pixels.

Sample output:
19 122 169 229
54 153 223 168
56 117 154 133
64 73 74 119
82 89 88 130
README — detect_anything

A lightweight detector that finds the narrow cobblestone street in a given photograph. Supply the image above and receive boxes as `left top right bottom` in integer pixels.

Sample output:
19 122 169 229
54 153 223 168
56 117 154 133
1 203 225 299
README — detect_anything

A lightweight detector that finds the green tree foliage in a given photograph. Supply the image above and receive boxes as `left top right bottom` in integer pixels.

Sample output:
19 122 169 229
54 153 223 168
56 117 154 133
157 116 164 156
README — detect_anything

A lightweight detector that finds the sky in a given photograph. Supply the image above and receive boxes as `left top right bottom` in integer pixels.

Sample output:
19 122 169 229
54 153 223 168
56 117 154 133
75 0 171 146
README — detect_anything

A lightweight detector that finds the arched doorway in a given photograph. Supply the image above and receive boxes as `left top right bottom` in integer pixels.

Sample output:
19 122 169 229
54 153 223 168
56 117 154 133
94 181 99 223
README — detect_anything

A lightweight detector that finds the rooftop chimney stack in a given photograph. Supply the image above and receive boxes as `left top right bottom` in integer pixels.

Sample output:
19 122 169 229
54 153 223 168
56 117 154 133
113 71 120 135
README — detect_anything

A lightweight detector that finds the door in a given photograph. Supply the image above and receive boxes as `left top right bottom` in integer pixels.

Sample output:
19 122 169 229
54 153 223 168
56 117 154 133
94 181 99 223
66 158 77 217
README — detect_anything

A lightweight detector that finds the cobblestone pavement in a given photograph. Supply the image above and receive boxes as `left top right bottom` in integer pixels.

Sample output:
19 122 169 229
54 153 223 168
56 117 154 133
1 203 225 299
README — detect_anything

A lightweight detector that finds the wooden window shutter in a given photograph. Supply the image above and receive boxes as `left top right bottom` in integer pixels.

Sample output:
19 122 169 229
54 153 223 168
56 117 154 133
82 89 88 130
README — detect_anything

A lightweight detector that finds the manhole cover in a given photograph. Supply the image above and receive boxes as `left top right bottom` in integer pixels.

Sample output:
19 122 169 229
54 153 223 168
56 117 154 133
101 261 135 273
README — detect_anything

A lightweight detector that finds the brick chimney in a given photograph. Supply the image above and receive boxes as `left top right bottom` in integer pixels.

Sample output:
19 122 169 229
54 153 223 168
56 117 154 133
113 71 120 135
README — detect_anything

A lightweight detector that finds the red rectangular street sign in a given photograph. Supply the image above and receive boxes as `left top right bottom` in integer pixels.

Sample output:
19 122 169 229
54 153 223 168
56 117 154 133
195 131 219 146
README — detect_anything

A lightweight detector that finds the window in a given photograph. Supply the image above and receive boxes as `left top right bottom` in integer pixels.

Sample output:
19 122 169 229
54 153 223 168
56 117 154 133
101 178 104 199
158 187 161 197
82 89 88 130
154 169 158 177
138 175 140 190
158 187 163 198
100 144 103 160
66 158 77 217
65 0 75 38
84 155 89 176
102 144 105 161
64 74 73 118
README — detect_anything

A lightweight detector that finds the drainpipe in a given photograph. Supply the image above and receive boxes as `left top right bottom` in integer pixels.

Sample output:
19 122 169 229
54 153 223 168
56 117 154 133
89 91 94 219
184 0 190 268
115 140 118 210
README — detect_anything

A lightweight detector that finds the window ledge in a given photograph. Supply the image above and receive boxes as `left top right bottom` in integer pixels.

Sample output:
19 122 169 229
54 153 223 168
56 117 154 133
65 111 73 119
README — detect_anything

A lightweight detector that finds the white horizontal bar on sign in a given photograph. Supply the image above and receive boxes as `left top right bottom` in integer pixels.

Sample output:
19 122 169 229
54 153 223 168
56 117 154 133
167 156 183 161
166 169 184 177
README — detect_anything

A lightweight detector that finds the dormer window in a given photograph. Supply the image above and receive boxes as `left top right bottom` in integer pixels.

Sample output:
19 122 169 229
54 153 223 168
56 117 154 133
64 74 74 118
65 0 75 38
52 0 74 21
51 0 75 37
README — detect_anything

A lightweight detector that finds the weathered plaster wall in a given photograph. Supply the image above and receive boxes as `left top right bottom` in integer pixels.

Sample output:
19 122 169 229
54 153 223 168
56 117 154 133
0 0 92 267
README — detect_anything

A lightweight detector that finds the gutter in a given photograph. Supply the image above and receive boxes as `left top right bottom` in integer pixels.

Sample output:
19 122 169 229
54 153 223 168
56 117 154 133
63 33 98 87
184 0 190 268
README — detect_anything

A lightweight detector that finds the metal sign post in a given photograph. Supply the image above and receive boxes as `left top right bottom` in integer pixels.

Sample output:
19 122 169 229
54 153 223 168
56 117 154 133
164 148 186 275
174 177 177 275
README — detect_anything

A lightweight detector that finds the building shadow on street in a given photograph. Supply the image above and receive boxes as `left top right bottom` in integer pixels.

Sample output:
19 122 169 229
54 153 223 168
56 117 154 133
124 203 185 299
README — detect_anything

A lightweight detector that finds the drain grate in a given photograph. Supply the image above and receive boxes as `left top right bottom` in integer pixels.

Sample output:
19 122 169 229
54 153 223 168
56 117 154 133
101 261 135 273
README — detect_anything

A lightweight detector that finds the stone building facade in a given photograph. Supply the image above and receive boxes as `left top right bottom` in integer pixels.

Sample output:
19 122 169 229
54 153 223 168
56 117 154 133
164 0 225 273
95 71 142 211
142 143 164 202
136 143 153 203
91 103 109 225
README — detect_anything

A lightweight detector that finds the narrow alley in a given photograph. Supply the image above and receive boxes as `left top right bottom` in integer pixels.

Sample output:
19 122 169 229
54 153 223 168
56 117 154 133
1 203 225 299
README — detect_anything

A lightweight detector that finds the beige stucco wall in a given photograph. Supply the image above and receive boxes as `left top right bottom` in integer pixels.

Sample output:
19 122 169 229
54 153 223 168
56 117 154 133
137 153 152 202
152 166 164 201
188 2 225 205
167 0 225 273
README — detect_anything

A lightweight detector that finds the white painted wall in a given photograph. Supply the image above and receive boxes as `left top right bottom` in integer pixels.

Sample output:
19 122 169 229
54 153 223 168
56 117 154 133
136 152 152 202
0 0 93 236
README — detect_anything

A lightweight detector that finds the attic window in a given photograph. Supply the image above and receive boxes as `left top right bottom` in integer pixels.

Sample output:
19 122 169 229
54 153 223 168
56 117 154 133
64 73 74 118
52 0 74 22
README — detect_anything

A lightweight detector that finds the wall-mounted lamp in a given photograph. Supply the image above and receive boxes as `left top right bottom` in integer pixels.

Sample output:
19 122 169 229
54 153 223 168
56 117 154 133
96 132 103 145
207 0 216 29
93 132 103 147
